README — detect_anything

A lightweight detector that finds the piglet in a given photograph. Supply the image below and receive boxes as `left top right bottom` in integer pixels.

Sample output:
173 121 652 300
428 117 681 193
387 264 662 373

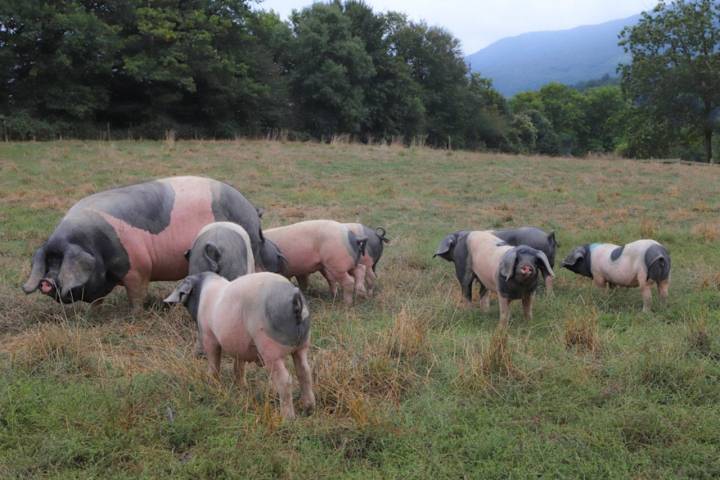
562 239 671 312
164 272 314 420
492 227 557 294
264 220 367 305
186 222 255 279
434 231 554 326
344 224 390 296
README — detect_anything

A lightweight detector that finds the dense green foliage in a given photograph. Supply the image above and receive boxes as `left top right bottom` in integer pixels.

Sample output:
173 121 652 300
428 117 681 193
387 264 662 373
620 0 720 163
0 0 718 160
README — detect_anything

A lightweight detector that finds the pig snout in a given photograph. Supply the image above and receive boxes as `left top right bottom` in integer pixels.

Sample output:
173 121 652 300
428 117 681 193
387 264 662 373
40 279 56 295
519 264 535 278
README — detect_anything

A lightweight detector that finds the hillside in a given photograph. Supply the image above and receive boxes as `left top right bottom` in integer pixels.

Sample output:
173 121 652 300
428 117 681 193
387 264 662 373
466 14 640 96
1 141 720 478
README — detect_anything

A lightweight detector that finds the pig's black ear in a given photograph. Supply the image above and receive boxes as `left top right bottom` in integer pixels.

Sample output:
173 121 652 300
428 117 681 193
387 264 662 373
22 245 47 294
204 243 221 273
256 207 264 218
562 248 584 267
434 233 458 260
164 277 195 305
499 248 518 281
58 245 96 298
535 250 555 277
548 231 557 247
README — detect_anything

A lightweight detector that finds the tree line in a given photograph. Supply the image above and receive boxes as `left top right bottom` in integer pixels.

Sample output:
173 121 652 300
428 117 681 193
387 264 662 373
1 0 718 162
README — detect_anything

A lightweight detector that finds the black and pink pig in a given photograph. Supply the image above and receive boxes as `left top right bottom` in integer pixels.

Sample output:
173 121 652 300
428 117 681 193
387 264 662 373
22 176 265 308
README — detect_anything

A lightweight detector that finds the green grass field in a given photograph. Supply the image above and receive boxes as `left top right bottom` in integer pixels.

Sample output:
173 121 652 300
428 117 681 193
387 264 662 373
1 140 719 478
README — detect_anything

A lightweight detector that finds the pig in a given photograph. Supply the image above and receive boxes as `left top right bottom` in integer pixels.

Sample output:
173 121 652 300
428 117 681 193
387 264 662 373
22 176 265 308
164 272 314 420
186 222 255 280
264 220 367 305
344 223 390 296
562 239 671 312
434 230 554 326
492 227 557 293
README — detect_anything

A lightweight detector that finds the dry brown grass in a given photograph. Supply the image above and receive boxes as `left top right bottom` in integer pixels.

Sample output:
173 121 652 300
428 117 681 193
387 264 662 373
455 326 526 393
691 222 720 242
563 307 601 355
640 218 657 238
312 307 430 421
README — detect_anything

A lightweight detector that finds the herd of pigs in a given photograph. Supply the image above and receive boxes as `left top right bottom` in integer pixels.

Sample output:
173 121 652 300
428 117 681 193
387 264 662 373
19 176 672 419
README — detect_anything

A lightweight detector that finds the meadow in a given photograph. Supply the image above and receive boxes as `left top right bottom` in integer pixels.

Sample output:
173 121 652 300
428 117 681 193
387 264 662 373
1 140 719 479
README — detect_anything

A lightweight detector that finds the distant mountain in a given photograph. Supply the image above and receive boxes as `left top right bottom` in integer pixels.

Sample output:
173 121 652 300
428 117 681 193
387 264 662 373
465 14 641 97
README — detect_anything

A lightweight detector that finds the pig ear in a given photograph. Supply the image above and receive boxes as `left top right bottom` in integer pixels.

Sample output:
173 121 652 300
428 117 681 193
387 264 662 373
433 233 457 259
535 250 555 277
58 245 96 298
548 231 557 247
22 246 47 294
164 277 194 305
203 243 221 273
562 249 584 267
499 249 518 281
256 207 264 218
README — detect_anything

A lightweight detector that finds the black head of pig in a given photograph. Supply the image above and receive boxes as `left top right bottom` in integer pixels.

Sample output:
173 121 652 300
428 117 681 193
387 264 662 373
22 237 117 304
562 244 593 278
163 273 215 323
259 238 288 276
433 231 469 262
497 246 554 299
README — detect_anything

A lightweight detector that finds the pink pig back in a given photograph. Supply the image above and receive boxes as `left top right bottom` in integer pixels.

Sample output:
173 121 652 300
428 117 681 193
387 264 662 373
265 220 356 277
467 231 513 292
210 273 300 363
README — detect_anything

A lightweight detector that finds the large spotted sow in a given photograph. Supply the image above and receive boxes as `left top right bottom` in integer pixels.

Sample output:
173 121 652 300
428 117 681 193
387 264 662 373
562 239 671 312
22 176 264 308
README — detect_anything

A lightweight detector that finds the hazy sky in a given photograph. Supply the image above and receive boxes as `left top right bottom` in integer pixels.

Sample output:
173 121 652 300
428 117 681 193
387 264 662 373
257 0 658 54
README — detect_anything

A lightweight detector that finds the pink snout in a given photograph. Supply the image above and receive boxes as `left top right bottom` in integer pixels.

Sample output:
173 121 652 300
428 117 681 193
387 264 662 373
40 279 55 295
519 265 535 277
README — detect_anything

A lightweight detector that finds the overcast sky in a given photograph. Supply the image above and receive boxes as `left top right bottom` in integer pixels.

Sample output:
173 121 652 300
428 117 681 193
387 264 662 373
257 0 658 54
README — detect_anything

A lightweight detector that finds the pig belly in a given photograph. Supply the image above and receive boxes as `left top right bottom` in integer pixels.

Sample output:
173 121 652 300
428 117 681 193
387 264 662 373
277 242 322 277
211 320 258 361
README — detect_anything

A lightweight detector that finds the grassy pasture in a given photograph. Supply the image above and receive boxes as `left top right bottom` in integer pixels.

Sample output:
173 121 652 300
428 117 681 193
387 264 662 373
1 140 720 478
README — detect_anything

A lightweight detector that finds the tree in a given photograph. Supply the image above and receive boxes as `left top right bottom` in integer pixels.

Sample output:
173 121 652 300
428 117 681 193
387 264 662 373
620 0 720 163
288 2 374 138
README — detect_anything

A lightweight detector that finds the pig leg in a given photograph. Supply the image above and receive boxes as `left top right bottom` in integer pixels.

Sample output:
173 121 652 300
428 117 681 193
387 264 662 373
234 357 247 388
593 274 607 290
335 271 356 306
206 344 222 380
352 264 369 299
268 359 295 420
544 275 554 296
639 276 653 312
292 347 315 415
320 269 339 297
522 294 534 321
478 285 490 311
498 296 511 328
296 275 309 292
658 278 670 302
122 271 149 311
365 268 378 296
